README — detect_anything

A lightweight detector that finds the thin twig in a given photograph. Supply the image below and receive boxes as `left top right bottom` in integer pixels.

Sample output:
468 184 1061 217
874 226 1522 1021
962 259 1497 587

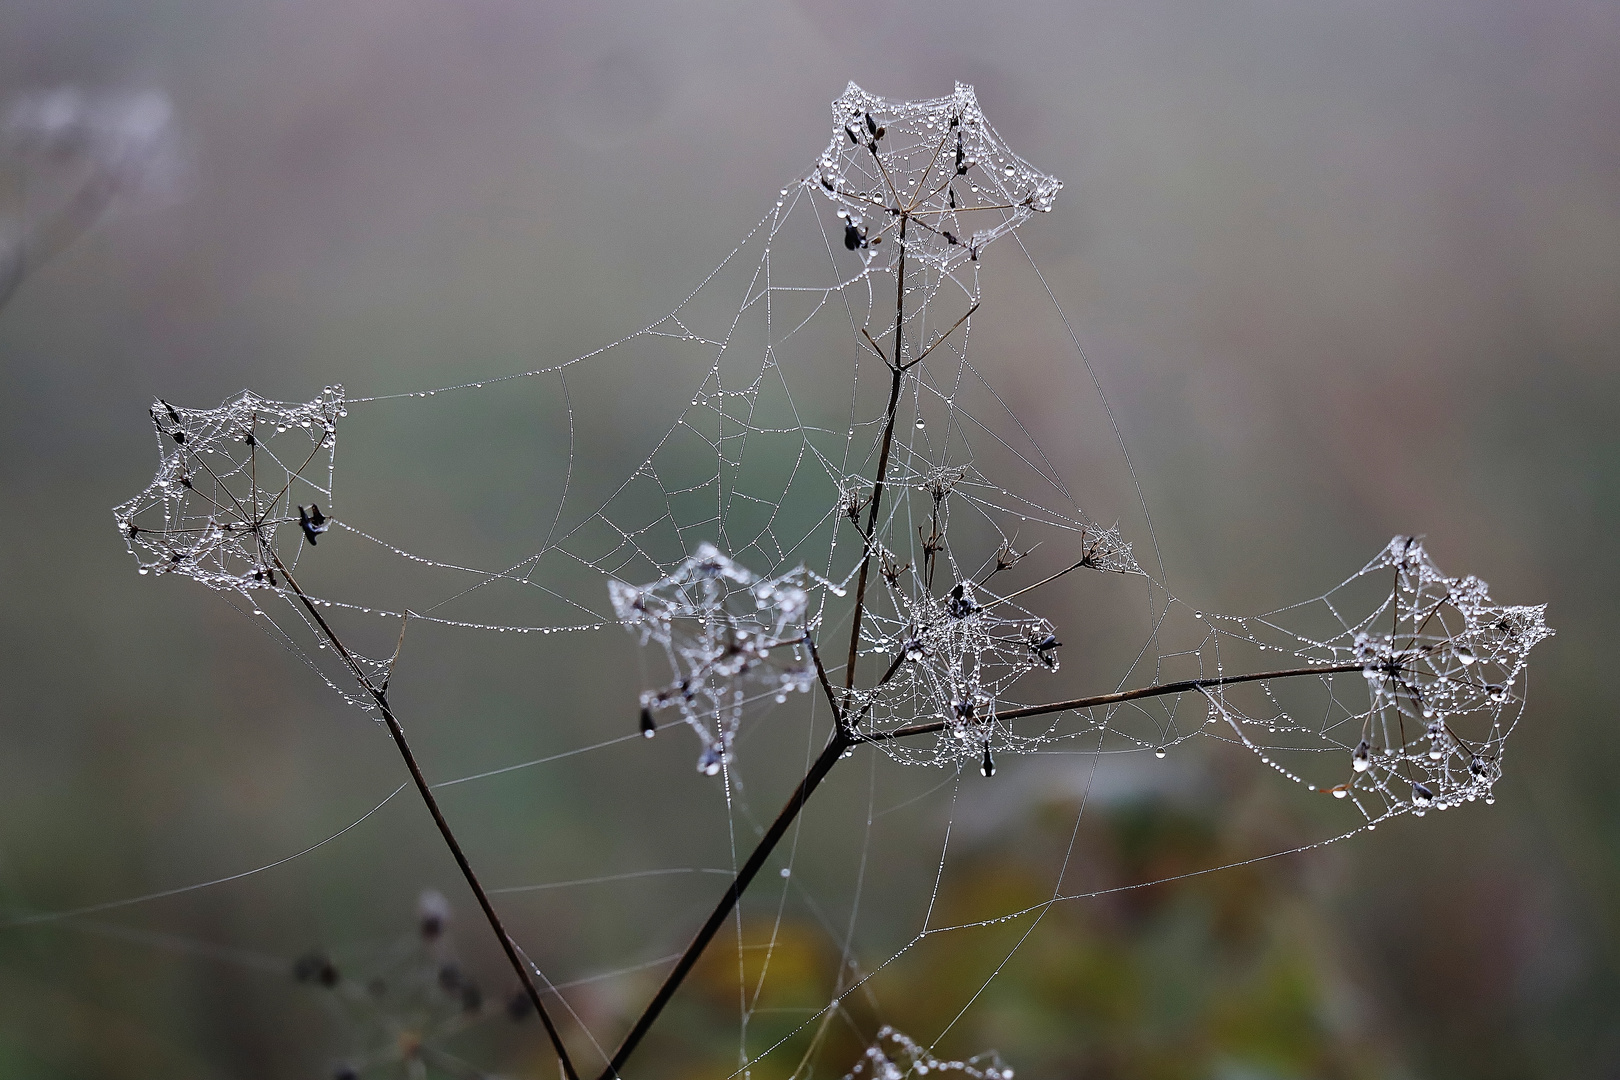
598 729 853 1079
844 215 910 691
604 654 1368 1075
902 302 977 370
859 327 889 368
266 553 581 1080
861 662 1368 742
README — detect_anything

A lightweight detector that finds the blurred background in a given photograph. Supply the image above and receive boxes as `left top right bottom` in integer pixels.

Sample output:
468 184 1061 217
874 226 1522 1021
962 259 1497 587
1 1 1617 1077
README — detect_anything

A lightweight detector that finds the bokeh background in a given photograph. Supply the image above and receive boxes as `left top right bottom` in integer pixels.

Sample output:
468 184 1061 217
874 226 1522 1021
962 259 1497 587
2 1 1617 1078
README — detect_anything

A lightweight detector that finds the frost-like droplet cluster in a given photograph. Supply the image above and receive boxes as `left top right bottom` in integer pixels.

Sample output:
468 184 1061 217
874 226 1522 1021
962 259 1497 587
844 1027 1012 1080
609 543 827 774
114 387 344 590
811 82 1061 275
1296 536 1552 816
864 569 1061 752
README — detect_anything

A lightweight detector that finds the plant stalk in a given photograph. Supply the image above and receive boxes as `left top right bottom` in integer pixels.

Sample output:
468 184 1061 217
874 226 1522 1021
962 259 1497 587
268 553 581 1080
844 215 909 691
597 729 853 1080
862 661 1368 742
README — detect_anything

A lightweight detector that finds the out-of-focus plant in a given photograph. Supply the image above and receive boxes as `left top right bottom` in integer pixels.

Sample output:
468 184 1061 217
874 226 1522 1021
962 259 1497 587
0 87 178 312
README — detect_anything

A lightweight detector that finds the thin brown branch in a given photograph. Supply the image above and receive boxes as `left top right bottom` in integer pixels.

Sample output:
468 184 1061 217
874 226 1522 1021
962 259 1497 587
598 728 853 1079
902 302 978 371
861 662 1368 742
844 216 909 691
266 553 581 1080
859 326 890 368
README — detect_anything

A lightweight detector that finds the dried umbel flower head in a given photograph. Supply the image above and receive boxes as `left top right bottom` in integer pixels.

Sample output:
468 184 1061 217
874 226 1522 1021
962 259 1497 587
1334 537 1551 814
610 543 829 774
114 386 345 591
1201 536 1554 824
813 82 1060 275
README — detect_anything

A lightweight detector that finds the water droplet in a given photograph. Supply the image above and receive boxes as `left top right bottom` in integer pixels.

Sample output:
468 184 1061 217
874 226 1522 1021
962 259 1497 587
1352 739 1372 772
1456 645 1477 665
1194 611 1203 619
779 867 791 878
1154 749 1166 759
915 418 926 429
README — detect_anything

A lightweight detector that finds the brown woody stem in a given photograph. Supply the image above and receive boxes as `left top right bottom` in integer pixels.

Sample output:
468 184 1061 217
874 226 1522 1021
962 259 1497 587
267 553 581 1080
861 662 1367 742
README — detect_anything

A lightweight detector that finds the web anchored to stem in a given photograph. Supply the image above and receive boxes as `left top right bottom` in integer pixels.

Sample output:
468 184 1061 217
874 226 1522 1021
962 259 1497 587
109 82 1552 1078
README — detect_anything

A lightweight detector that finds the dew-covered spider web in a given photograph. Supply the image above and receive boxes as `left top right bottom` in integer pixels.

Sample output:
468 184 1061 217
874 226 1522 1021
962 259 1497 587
67 81 1558 1078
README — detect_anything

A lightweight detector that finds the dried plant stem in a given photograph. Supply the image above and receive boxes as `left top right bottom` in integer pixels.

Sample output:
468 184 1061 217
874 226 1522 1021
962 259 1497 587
603 210 1372 1077
267 553 581 1080
604 655 1365 1076
865 661 1370 742
844 214 909 691
598 729 854 1080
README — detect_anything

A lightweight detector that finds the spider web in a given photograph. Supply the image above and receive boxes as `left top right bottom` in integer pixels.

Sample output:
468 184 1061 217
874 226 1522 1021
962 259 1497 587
89 82 1554 1078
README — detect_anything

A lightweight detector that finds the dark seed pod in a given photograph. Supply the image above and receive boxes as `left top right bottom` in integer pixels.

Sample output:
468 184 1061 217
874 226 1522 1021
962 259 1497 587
293 950 340 988
418 889 451 940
